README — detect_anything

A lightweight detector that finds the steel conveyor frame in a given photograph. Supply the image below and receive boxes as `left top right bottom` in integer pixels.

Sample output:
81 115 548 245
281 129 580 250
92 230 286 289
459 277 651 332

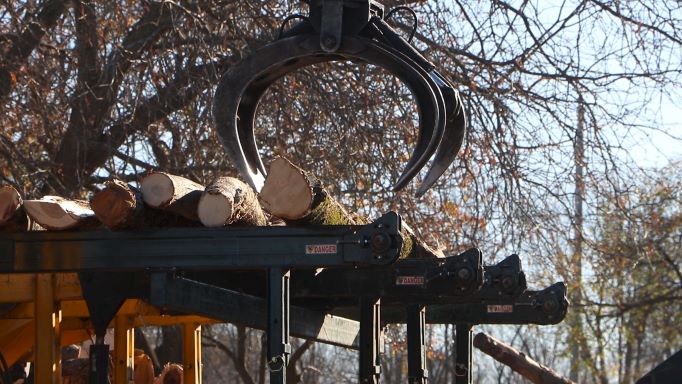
0 211 568 384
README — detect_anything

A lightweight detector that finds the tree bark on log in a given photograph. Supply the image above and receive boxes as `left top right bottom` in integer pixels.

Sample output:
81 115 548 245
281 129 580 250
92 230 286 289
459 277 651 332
23 196 100 230
91 179 144 229
0 185 29 232
400 221 444 259
140 172 203 222
259 157 441 258
91 179 198 229
198 176 267 227
473 332 575 384
259 157 359 225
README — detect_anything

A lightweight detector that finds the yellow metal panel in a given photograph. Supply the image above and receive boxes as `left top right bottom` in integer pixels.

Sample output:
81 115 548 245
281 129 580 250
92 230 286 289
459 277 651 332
60 317 91 331
114 316 134 384
54 308 62 382
127 323 135 383
0 324 91 369
183 323 202 384
133 315 217 328
55 273 82 300
34 273 58 384
60 299 90 317
0 319 31 336
0 273 82 303
0 274 34 303
0 320 34 368
119 299 162 317
61 329 92 347
0 302 34 319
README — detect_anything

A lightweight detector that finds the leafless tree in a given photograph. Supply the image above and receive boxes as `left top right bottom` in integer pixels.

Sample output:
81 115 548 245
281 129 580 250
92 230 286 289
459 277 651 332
1 0 680 382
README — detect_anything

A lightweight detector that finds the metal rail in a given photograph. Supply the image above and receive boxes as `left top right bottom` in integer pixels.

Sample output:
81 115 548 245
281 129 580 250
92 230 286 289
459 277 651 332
0 212 402 272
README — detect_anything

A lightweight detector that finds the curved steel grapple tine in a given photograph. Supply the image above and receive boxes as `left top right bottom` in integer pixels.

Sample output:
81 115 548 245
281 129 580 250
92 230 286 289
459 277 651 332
213 65 266 191
388 59 446 192
213 34 441 193
364 19 447 192
415 74 467 197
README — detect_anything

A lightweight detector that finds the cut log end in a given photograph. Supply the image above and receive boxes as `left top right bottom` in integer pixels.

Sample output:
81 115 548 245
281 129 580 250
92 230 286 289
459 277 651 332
91 180 138 229
140 173 175 207
198 193 234 227
198 176 266 227
140 172 204 222
0 185 22 223
24 196 98 230
259 157 314 220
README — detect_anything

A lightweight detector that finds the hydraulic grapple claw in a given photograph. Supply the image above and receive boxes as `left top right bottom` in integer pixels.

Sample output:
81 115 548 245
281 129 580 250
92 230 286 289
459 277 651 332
213 0 467 196
416 78 467 196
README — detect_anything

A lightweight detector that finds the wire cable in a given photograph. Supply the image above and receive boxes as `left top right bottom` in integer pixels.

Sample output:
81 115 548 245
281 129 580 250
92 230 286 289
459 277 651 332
385 6 418 42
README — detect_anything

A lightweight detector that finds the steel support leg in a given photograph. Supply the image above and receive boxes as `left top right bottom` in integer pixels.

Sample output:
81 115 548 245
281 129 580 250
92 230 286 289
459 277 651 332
407 305 428 384
267 268 290 384
455 324 473 384
359 297 381 384
89 336 110 384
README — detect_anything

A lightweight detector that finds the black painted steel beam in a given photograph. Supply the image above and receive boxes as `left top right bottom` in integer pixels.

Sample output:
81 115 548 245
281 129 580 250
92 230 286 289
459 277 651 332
0 212 402 272
407 305 428 383
331 282 568 325
148 274 361 349
455 324 473 384
359 296 382 384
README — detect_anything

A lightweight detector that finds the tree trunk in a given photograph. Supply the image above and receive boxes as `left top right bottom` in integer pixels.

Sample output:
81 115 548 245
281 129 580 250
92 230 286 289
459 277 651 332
473 332 575 384
140 172 203 222
91 179 197 229
260 157 442 258
0 185 29 232
154 325 183 366
287 340 313 384
23 196 100 230
197 176 267 227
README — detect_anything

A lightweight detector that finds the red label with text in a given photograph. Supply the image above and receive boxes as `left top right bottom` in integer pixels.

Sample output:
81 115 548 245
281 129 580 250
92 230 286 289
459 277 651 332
396 276 425 286
305 244 337 254
487 305 514 313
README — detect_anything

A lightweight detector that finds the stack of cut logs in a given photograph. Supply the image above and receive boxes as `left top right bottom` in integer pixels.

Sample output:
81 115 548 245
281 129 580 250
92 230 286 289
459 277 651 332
0 157 442 259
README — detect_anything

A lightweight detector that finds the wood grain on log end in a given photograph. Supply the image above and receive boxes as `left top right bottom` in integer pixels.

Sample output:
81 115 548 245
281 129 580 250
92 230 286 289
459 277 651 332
140 172 204 221
198 192 234 227
199 176 266 227
24 196 99 230
259 157 313 220
140 172 203 208
260 157 357 226
140 172 175 207
91 179 139 229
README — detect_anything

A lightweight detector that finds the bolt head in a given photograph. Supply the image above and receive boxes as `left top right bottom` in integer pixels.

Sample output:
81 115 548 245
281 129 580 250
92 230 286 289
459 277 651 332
322 34 337 50
501 276 515 290
542 298 559 313
457 267 472 281
370 232 391 254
